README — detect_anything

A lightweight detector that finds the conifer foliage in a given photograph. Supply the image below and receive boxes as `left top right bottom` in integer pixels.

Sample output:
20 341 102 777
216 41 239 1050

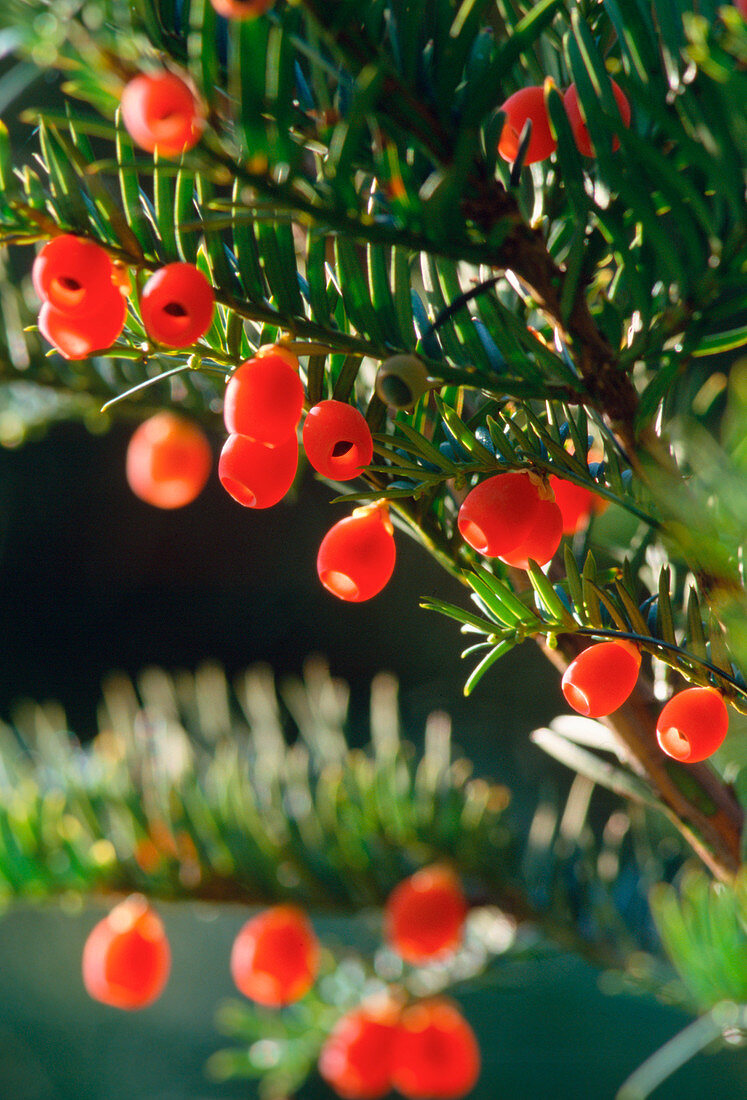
0 1 745 1096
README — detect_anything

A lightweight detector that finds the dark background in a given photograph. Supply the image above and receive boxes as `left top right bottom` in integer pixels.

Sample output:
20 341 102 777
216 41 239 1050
0 421 744 1099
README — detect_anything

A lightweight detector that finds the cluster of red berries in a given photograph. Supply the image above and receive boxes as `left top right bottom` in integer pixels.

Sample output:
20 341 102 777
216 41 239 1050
216 347 396 601
33 235 129 360
498 79 631 165
561 640 730 763
458 471 563 568
34 235 215 359
82 865 479 1098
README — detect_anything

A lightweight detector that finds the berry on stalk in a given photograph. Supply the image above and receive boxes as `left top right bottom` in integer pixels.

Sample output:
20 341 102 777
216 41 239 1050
82 895 171 1010
563 80 631 157
317 501 396 602
210 0 274 17
32 235 115 317
457 472 541 558
561 641 641 718
139 263 215 348
126 412 212 509
318 999 400 1099
120 72 205 157
230 905 320 1006
499 498 563 569
303 400 373 481
223 347 304 445
385 865 467 965
391 999 481 1099
38 284 127 360
498 86 557 164
655 686 729 763
219 432 298 508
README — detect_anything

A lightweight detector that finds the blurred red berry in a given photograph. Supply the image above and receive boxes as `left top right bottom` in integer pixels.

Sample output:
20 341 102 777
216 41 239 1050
223 347 304 446
385 865 467 965
82 895 171 1010
458 472 541 557
139 263 215 348
498 86 557 164
219 432 298 508
317 501 396 602
561 640 641 718
230 905 320 1006
120 72 205 157
656 686 729 763
32 235 115 317
126 412 212 509
210 0 274 17
303 400 374 481
563 80 631 157
38 283 127 359
500 498 563 569
737 0 747 17
549 474 607 535
392 999 481 1099
318 999 400 1099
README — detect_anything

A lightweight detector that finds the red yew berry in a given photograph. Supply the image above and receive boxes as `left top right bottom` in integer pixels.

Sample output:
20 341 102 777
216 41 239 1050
210 0 274 17
318 999 400 1099
738 0 747 17
219 432 298 508
655 686 729 764
38 283 127 360
499 498 563 569
82 895 171 1010
32 235 115 317
223 348 304 446
139 263 215 348
302 400 374 481
126 412 212 509
120 72 205 157
385 865 467 966
498 86 557 165
549 474 607 535
391 1000 481 1099
230 905 320 1006
561 640 641 718
457 472 541 558
563 80 631 157
317 501 396 602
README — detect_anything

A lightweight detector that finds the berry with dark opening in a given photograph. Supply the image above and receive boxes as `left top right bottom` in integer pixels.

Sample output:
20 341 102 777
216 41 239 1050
120 72 205 157
656 686 729 763
32 235 115 317
126 412 212 509
317 501 396 602
549 474 607 535
210 0 274 18
139 263 215 348
223 347 304 446
561 641 641 718
375 355 431 409
563 80 631 157
318 999 400 1099
219 432 298 508
230 905 320 1006
385 865 467 965
457 472 541 558
38 284 127 360
391 999 481 1099
499 498 563 569
498 86 557 165
303 400 373 481
82 895 171 1010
